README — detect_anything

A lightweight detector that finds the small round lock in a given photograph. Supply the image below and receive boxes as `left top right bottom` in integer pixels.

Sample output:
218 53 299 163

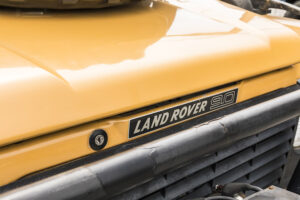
89 129 108 151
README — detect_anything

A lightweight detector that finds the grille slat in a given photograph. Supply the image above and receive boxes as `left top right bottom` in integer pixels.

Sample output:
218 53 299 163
213 162 250 185
163 167 214 200
255 129 293 154
214 146 288 185
253 168 283 188
180 183 213 199
251 142 289 168
248 156 286 183
113 119 297 200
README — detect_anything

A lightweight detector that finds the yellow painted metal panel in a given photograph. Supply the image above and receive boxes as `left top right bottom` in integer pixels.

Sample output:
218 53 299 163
0 1 299 147
293 63 300 79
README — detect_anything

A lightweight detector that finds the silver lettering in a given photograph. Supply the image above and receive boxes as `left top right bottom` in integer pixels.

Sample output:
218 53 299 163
199 100 207 112
160 112 169 125
141 118 151 132
151 114 162 128
187 104 196 116
211 95 223 108
179 106 188 119
193 102 201 114
224 91 235 104
170 109 180 122
134 120 142 134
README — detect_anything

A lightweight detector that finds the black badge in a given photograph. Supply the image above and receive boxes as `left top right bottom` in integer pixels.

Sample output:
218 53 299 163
89 129 108 151
128 88 238 138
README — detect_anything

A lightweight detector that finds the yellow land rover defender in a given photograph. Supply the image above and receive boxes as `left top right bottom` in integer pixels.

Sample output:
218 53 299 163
0 0 300 199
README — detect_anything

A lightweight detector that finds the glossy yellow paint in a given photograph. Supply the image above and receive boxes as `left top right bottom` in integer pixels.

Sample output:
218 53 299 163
293 63 300 78
0 67 297 187
0 0 300 147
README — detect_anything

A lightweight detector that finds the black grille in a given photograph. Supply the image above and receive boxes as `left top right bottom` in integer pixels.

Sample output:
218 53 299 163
113 118 297 200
